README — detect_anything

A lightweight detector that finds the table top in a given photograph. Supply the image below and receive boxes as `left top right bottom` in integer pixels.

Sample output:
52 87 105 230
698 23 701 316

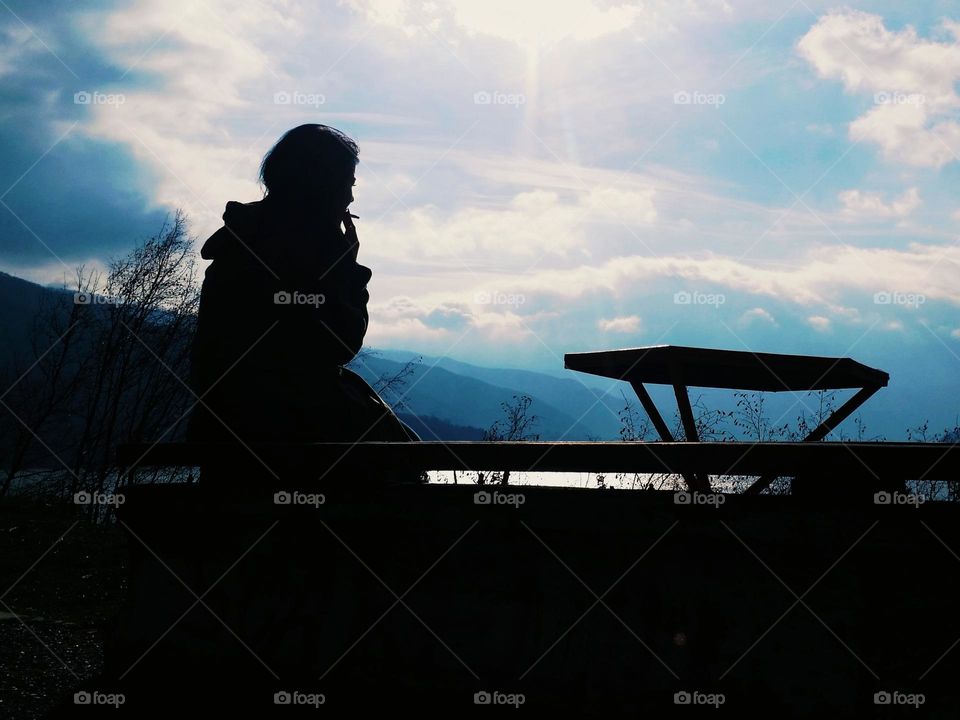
564 345 889 392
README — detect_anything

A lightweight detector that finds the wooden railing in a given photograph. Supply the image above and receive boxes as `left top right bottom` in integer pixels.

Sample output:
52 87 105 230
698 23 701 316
117 441 960 491
104 440 960 712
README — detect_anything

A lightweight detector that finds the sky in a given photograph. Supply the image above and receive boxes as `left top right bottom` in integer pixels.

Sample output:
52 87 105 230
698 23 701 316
0 0 958 437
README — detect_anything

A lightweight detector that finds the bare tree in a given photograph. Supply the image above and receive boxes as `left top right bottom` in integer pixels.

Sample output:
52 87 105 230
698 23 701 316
476 394 539 486
67 211 199 504
0 212 200 511
0 286 87 496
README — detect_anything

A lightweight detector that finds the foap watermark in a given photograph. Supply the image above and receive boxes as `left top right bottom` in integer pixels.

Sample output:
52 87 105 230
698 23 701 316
674 90 725 107
874 91 925 106
474 490 525 509
873 291 925 308
674 290 725 308
473 90 525 108
674 690 725 708
74 691 125 708
273 91 325 107
74 490 125 507
475 290 525 306
274 291 325 307
74 90 125 106
874 690 925 708
74 291 118 305
674 491 725 509
274 491 325 508
273 690 326 707
874 491 925 509
473 690 525 708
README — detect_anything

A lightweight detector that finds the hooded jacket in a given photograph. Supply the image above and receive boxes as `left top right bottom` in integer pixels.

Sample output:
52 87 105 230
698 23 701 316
185 197 374 444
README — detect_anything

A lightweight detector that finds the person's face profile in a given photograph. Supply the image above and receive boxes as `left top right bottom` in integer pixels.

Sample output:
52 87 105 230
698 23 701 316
327 172 354 212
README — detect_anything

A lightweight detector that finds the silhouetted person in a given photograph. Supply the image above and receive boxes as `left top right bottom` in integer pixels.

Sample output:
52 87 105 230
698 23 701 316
49 128 421 720
186 124 417 461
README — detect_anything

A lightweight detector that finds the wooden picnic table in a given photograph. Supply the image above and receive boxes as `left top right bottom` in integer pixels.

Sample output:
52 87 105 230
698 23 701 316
564 345 889 494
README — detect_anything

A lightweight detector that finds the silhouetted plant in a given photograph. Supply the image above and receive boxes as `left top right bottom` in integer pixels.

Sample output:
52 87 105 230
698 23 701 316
349 348 421 413
474 394 539 486
484 394 538 443
610 390 734 491
906 418 960 500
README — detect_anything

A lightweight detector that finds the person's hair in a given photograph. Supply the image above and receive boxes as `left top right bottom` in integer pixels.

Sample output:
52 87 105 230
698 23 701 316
259 124 359 200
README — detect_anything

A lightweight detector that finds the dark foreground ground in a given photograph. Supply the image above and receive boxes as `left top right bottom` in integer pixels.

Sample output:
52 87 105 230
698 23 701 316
0 498 127 720
4 484 960 717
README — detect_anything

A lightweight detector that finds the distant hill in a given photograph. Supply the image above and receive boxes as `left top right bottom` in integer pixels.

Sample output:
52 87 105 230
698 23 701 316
0 271 622 441
0 271 73 375
397 413 485 441
3 271 957 442
371 349 626 439
350 355 616 440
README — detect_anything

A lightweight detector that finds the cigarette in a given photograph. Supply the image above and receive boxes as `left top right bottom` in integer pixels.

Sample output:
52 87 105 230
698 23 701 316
348 213 360 219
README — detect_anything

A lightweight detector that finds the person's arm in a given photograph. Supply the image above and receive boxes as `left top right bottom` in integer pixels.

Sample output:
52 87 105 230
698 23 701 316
273 216 371 365
317 262 370 362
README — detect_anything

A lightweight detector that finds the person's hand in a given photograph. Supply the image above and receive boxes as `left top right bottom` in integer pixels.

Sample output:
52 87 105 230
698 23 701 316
342 210 359 260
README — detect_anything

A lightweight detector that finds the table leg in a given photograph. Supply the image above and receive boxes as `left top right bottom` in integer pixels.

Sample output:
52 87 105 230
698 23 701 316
672 383 700 444
629 380 710 493
629 381 675 442
743 385 883 495
801 385 881 442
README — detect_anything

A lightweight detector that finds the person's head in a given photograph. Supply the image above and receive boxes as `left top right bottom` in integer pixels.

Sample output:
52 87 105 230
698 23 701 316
259 124 358 216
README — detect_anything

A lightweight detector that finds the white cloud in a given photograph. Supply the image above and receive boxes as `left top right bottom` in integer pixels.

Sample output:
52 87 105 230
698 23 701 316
738 307 777 327
50 0 782 269
71 0 295 232
951 328 960 339
365 292 536 346
849 103 960 168
581 186 657 223
807 315 831 331
0 24 47 77
347 0 731 47
15 2 957 352
367 315 452 343
598 315 641 333
409 241 960 309
470 310 534 342
361 238 960 354
798 11 960 100
368 185 658 261
798 10 960 167
445 0 643 45
838 187 920 220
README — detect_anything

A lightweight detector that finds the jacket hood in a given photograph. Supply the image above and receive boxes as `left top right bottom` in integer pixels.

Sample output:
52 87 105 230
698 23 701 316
200 200 266 261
